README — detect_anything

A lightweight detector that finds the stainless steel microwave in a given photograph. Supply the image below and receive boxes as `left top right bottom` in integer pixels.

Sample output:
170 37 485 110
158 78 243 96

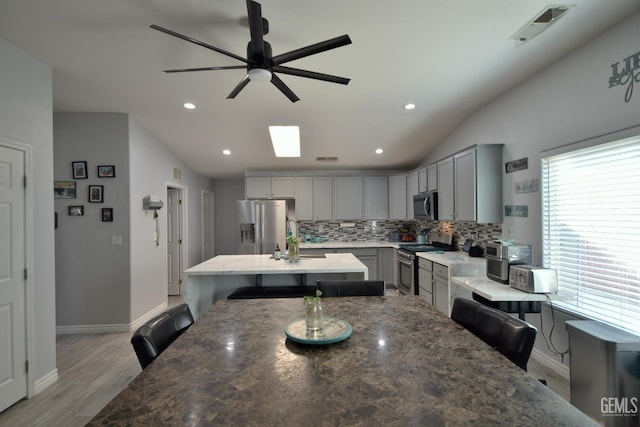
413 192 438 220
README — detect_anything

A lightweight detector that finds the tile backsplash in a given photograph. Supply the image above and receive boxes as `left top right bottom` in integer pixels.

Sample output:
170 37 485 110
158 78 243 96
296 220 501 248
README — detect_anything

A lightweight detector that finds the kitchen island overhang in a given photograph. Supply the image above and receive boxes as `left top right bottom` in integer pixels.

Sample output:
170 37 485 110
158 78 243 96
184 253 368 318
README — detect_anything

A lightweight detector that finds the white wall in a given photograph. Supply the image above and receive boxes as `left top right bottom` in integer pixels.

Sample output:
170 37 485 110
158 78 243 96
422 12 640 366
128 120 214 323
53 113 131 327
0 38 56 388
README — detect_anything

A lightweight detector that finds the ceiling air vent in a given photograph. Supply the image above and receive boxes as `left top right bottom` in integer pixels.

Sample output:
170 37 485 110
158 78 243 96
316 156 339 162
511 5 572 47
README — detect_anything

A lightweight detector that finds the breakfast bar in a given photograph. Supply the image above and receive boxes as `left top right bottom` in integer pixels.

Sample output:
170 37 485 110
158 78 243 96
89 296 596 426
184 253 368 318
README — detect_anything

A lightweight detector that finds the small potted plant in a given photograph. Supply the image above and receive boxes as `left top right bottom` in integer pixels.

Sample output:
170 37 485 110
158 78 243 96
304 289 323 331
287 234 299 263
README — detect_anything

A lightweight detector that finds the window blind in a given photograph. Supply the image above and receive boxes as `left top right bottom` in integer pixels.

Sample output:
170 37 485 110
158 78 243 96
542 135 640 335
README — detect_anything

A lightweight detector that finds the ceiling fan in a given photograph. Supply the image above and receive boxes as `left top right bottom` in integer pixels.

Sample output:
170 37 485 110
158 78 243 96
150 0 352 102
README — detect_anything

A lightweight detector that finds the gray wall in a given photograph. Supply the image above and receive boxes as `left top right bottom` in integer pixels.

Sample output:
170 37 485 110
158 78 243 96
54 113 131 327
0 38 56 388
421 12 640 367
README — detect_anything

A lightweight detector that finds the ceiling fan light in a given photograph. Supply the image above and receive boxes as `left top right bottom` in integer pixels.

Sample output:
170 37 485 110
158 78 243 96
248 68 272 82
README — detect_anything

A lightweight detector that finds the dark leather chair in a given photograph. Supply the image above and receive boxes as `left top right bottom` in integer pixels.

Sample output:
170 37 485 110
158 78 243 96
451 297 537 371
316 280 385 297
131 303 194 369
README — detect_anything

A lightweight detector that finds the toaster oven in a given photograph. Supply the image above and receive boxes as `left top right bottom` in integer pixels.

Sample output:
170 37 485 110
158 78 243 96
509 265 558 293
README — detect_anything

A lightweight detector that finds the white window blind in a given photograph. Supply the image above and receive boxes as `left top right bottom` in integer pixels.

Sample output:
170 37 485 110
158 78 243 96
542 135 640 335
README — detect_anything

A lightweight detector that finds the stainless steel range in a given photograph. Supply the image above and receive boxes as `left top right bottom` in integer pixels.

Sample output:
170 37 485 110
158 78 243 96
396 232 455 295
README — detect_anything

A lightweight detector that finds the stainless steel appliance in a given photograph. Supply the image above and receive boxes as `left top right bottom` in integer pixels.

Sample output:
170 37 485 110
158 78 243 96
236 200 287 254
509 265 558 293
413 192 438 221
396 232 454 295
485 242 532 283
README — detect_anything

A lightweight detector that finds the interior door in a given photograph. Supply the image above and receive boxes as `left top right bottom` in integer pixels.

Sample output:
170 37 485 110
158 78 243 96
0 146 27 412
167 187 181 296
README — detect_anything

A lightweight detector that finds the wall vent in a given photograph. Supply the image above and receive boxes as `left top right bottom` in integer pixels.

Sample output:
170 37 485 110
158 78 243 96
511 5 572 46
316 156 339 162
172 166 182 181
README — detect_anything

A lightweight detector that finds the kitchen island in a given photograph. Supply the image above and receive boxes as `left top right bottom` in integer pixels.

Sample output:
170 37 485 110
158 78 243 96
184 253 368 318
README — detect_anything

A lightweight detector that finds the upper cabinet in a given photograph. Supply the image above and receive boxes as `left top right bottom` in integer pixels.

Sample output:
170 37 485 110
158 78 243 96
437 145 503 223
314 177 333 221
246 177 294 199
406 171 419 219
294 177 314 220
364 176 388 220
418 167 428 194
389 175 407 220
334 177 363 220
427 164 438 192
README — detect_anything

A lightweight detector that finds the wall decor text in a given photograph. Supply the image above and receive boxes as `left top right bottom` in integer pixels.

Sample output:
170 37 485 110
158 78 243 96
514 179 539 194
504 205 528 217
505 157 528 174
609 49 640 103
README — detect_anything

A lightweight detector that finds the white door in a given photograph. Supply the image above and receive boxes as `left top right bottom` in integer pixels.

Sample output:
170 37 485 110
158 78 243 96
0 146 27 412
167 187 181 296
201 190 215 260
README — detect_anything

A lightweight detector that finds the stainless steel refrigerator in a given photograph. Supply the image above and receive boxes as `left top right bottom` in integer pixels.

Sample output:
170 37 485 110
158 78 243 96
236 200 287 255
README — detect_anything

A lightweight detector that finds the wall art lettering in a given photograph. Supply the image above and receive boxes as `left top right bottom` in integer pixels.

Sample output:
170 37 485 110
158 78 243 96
514 179 539 194
504 205 528 217
609 49 640 103
505 157 528 174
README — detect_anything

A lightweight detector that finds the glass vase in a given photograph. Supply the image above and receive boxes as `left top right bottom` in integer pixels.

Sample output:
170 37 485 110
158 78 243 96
288 241 299 263
304 298 323 332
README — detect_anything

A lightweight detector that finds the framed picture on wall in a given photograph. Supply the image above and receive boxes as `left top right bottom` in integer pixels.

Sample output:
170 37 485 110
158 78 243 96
101 208 113 222
54 181 76 199
68 205 84 216
98 165 115 178
72 161 88 179
89 185 104 203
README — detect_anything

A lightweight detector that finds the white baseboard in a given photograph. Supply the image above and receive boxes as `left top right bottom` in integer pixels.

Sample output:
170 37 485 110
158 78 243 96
33 368 58 395
530 348 570 381
129 302 169 332
56 324 130 334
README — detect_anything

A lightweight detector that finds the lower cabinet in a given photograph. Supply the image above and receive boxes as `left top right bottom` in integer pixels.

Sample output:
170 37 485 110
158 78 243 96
300 246 396 284
433 262 449 316
335 248 378 281
418 258 433 305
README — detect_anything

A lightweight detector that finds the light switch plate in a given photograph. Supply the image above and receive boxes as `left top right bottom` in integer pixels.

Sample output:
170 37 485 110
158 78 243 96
111 235 122 245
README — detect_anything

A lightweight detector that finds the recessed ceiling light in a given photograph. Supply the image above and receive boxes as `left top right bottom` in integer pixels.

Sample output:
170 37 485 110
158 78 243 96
375 148 384 154
222 149 231 155
269 126 301 157
183 102 196 110
404 103 416 110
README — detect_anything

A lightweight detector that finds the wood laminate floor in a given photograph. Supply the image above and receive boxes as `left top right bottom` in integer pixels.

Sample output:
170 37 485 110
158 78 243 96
0 296 570 426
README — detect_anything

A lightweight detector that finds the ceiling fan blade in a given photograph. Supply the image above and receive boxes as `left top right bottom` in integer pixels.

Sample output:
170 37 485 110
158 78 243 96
227 75 251 99
150 24 248 64
163 65 247 73
271 74 300 103
246 0 265 64
272 35 352 65
272 66 350 85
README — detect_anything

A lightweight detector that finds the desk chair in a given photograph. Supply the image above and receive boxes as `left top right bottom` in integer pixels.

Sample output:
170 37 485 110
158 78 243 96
451 297 537 371
131 303 194 369
316 280 385 297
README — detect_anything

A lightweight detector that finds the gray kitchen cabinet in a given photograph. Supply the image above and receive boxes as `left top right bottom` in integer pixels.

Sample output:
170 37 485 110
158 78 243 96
437 157 455 221
427 164 437 191
245 177 271 199
335 248 378 280
364 176 388 219
418 167 428 194
388 174 407 219
378 248 395 285
433 262 449 316
454 149 476 221
270 177 295 198
406 171 419 219
314 177 333 221
334 177 363 220
418 258 433 305
294 177 314 220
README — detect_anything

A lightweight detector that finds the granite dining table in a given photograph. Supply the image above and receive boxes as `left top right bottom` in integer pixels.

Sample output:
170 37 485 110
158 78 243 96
89 296 597 426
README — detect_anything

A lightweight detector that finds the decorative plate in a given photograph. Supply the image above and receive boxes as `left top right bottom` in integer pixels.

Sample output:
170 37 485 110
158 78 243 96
285 317 352 345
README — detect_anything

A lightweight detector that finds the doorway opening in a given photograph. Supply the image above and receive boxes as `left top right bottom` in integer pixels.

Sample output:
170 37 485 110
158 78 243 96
166 186 185 296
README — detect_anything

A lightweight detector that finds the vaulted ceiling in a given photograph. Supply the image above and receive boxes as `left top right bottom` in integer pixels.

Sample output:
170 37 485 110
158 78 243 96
1 0 639 178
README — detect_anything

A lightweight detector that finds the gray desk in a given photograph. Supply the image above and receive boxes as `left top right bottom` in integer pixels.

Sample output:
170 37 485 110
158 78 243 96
89 297 596 426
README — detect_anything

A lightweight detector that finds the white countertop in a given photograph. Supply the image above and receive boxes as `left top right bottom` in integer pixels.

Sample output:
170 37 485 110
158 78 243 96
451 276 563 302
184 253 368 276
299 241 400 249
417 251 486 268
